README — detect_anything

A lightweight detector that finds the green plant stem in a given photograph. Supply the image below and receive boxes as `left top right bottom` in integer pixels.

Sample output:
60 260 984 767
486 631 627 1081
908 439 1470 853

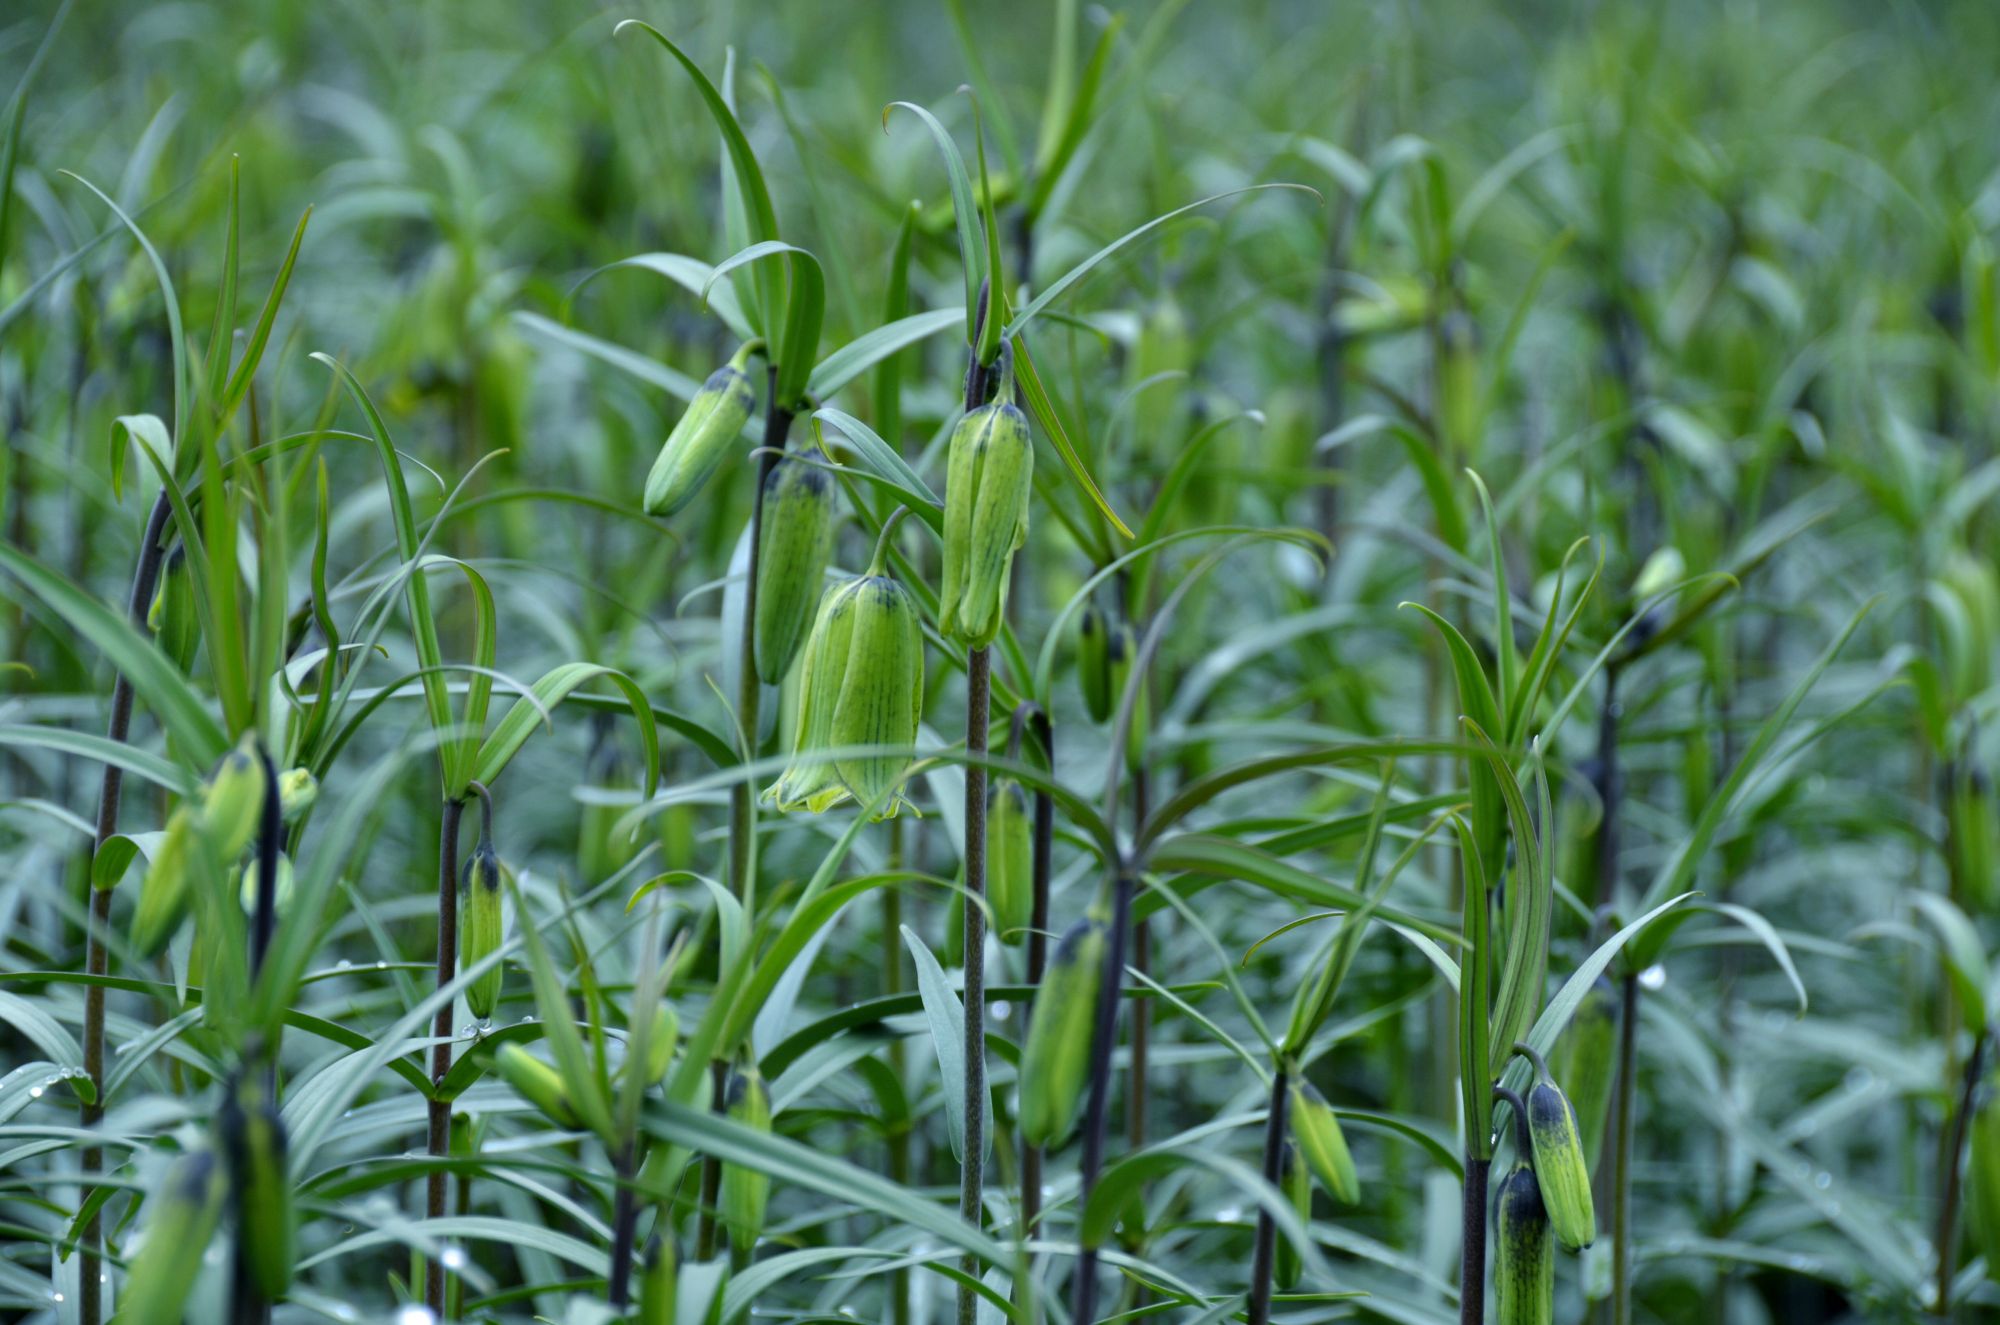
1069 866 1137 1325
884 814 912 1325
1246 1068 1289 1325
79 487 171 1325
957 643 991 1325
1127 767 1150 1155
1611 971 1640 1325
1936 1030 1987 1316
425 793 467 1320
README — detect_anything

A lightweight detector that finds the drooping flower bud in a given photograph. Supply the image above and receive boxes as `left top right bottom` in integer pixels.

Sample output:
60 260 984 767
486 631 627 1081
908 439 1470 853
238 852 295 917
276 767 318 822
133 735 267 957
1526 1075 1596 1250
643 341 761 517
764 530 924 818
1019 913 1107 1148
754 454 838 683
722 1065 773 1249
988 779 1033 944
120 1147 226 1325
148 545 198 673
201 733 267 865
939 350 1033 650
460 829 508 1022
1288 1080 1359 1205
1495 1162 1554 1325
496 1043 578 1128
1077 603 1112 723
131 804 195 957
223 1076 295 1298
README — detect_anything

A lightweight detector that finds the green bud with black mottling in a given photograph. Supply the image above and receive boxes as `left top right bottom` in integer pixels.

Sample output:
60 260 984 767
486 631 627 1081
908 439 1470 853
938 359 1033 650
225 1077 295 1297
1275 1139 1309 1290
238 853 294 918
496 1043 578 1128
1077 603 1112 723
1554 977 1617 1171
1969 1075 2000 1281
988 780 1032 944
1495 1162 1554 1325
276 767 317 822
1289 1081 1359 1205
1019 914 1108 1148
643 341 761 517
722 1066 773 1249
754 455 837 684
638 1232 677 1324
764 553 924 818
148 545 198 672
120 1147 226 1325
1526 1076 1596 1251
460 836 507 1021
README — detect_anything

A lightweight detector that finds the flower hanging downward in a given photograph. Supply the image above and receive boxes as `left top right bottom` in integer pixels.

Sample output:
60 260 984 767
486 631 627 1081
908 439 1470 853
939 340 1033 650
765 513 925 818
643 339 762 517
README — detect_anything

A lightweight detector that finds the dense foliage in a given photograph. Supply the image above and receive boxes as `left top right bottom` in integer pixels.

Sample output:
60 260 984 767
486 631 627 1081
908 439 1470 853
4 1 2000 1323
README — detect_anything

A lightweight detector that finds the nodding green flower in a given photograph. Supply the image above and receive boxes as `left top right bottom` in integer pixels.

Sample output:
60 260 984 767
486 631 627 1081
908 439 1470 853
224 1076 295 1298
765 524 924 818
276 767 318 821
148 545 198 672
460 831 508 1022
643 340 762 517
1077 603 1113 723
1288 1080 1359 1205
1495 1162 1554 1325
722 1065 773 1249
120 1146 226 1325
496 1043 578 1128
1526 1075 1596 1250
939 349 1032 650
754 454 838 683
988 779 1033 944
1019 913 1108 1148
133 734 268 957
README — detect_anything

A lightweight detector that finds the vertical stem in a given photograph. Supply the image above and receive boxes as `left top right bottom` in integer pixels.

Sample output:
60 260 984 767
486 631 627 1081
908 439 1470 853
957 645 992 1325
1936 1031 1988 1316
1611 972 1640 1325
80 489 172 1325
1246 1069 1289 1325
727 375 794 906
696 1059 727 1260
1127 768 1151 1155
1592 664 1622 909
885 817 913 1325
1069 867 1137 1325
1460 1156 1491 1325
608 1150 639 1311
1018 719 1054 1288
425 795 467 1319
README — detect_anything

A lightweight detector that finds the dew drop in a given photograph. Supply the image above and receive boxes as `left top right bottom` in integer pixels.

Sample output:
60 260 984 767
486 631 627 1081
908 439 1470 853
1814 1171 1832 1189
50 1291 64 1302
29 1086 42 1098
395 1308 438 1325
336 959 352 970
1638 964 1667 991
441 1245 466 1270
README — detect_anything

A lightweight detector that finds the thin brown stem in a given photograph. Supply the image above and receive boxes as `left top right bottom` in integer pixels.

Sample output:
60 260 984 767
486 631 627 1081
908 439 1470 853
1070 866 1136 1325
1936 1030 1988 1316
80 488 172 1325
1460 1155 1491 1325
1246 1069 1289 1325
424 794 467 1318
957 644 991 1325
1611 972 1640 1325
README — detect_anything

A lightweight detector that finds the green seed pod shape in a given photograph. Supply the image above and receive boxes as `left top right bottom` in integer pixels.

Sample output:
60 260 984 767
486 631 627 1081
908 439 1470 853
1494 1162 1554 1325
1289 1081 1359 1205
1077 603 1112 723
722 1067 774 1249
497 1043 578 1127
149 546 198 673
938 398 1033 650
643 353 759 517
200 735 267 866
276 767 318 822
460 841 507 1021
828 577 925 813
766 579 866 813
1019 915 1108 1148
638 1232 677 1325
1275 1139 1309 1290
988 780 1033 944
238 852 295 917
1969 1079 2000 1281
120 1147 226 1325
1554 976 1618 1171
1526 1079 1596 1250
754 455 837 684
643 1003 680 1085
229 1083 296 1297
132 803 196 957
